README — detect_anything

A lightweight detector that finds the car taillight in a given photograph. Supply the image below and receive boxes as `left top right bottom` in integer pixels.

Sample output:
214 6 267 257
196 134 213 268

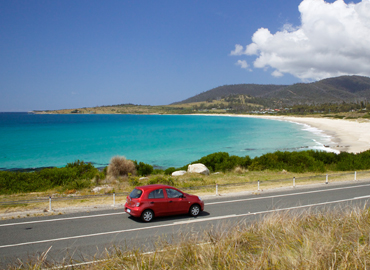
135 202 140 207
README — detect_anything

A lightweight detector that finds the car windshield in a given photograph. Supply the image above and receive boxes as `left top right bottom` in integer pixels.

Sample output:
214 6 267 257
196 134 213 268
129 188 142 199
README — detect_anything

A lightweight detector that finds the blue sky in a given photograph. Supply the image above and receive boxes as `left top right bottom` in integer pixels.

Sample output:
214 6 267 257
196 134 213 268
1 0 368 111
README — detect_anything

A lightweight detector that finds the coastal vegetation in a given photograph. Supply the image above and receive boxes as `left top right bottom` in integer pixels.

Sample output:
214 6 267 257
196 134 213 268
1 150 370 195
0 160 100 195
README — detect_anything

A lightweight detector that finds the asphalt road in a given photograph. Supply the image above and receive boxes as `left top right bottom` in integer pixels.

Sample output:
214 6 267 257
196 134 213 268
1 180 370 268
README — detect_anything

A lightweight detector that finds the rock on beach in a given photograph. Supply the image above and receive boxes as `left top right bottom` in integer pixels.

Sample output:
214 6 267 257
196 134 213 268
187 163 210 175
172 170 187 176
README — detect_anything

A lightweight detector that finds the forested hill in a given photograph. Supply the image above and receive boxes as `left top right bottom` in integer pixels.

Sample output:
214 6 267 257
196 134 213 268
173 75 370 106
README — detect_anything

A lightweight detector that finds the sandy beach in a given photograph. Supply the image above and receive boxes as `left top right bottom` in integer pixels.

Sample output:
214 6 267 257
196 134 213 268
195 113 370 154
245 115 370 154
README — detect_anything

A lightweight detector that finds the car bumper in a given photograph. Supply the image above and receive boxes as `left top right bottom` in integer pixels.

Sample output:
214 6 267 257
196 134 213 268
124 205 141 217
200 201 205 211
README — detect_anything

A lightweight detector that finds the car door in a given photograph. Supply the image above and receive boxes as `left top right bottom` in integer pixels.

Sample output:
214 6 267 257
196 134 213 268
147 188 168 216
165 188 189 214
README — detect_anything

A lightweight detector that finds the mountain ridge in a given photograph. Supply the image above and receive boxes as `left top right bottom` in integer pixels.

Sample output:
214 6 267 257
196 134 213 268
173 75 370 106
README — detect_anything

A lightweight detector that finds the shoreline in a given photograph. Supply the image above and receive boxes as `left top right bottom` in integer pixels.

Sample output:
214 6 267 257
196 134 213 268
251 115 370 154
194 114 370 154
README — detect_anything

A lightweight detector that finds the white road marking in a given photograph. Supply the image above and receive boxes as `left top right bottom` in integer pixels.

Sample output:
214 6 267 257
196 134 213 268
205 183 370 206
354 195 370 199
173 214 236 225
0 212 125 227
1 195 369 249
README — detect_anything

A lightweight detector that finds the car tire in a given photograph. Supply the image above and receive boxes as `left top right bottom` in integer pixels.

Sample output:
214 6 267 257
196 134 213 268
141 209 154 222
189 204 200 217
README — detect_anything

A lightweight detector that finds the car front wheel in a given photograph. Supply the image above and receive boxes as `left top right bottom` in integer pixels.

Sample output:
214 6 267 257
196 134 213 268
141 209 154 222
189 204 200 217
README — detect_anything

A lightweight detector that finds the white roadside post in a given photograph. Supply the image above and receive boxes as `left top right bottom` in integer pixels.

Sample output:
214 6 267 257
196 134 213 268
112 192 116 207
258 180 260 191
216 184 218 196
355 171 357 181
326 174 328 184
293 177 296 188
49 196 52 212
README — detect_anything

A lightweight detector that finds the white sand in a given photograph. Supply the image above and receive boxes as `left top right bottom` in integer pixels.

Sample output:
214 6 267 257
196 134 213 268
242 115 370 153
194 114 370 153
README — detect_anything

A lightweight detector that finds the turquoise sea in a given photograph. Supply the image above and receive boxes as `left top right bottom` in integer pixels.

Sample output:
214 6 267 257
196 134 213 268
0 113 334 170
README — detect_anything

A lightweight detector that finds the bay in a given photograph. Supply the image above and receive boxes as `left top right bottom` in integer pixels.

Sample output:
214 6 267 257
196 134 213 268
0 113 333 170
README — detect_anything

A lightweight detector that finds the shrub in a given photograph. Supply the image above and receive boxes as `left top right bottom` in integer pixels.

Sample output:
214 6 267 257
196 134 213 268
249 151 326 173
187 152 252 172
0 160 99 194
128 177 140 187
107 156 136 177
102 166 108 177
134 161 153 176
148 176 175 186
152 169 164 175
164 167 176 175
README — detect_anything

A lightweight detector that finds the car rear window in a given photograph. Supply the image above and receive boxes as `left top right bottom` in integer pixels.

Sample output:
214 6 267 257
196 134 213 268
129 188 142 199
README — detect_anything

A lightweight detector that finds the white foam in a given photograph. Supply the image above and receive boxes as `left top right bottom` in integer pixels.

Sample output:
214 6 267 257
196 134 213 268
287 121 340 154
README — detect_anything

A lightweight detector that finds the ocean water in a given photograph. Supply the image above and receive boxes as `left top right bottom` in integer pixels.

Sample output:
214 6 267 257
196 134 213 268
0 113 334 170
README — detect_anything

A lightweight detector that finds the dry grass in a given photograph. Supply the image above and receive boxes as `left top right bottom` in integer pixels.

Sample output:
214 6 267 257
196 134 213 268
15 207 370 269
233 166 246 174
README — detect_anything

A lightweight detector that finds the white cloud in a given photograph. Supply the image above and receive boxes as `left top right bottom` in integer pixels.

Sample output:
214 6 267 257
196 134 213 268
232 0 370 81
236 60 249 69
230 44 245 55
272 70 283 77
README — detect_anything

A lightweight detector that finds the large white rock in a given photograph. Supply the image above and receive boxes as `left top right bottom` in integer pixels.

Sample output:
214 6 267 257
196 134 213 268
187 163 210 175
171 170 187 176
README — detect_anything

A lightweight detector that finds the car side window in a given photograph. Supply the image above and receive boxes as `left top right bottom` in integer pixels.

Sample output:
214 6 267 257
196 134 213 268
166 188 183 198
148 189 164 199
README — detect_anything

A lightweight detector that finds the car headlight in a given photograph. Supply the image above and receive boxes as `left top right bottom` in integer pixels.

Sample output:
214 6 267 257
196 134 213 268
198 196 202 201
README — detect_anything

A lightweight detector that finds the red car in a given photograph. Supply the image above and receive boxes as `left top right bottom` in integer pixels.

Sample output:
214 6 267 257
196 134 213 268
124 184 204 222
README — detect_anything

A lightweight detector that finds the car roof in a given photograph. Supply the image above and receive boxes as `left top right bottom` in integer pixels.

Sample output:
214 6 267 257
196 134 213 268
135 184 177 192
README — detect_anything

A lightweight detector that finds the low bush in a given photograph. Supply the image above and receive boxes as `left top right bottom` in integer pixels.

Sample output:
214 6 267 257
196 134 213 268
0 160 98 194
152 169 164 175
183 152 252 173
128 177 140 187
107 156 136 178
164 167 176 175
249 151 326 173
134 161 153 176
148 176 175 186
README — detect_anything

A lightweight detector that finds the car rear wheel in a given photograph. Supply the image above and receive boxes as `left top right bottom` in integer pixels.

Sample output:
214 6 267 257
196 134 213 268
189 204 200 217
141 209 154 222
